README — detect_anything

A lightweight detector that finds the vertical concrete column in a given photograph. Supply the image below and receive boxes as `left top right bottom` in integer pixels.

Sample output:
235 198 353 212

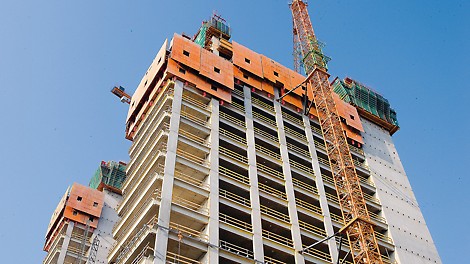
153 80 184 263
207 98 220 263
273 88 305 264
243 85 265 263
57 221 74 264
302 116 339 262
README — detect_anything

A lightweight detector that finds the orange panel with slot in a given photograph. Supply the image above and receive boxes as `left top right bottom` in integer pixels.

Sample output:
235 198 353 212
232 41 263 78
234 66 263 90
200 48 234 90
170 34 201 71
167 58 231 103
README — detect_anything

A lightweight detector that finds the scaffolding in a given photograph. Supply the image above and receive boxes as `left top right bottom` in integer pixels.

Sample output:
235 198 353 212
89 161 127 190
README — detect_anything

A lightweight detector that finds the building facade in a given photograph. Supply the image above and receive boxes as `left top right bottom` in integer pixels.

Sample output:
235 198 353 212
108 24 441 264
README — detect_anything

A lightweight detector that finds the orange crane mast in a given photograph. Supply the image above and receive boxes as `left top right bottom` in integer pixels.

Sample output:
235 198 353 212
285 1 384 263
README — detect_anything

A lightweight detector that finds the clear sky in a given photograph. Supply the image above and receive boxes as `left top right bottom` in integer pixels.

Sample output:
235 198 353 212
0 0 468 263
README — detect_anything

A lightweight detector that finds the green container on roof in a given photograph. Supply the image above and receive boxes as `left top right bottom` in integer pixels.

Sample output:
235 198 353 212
89 161 127 190
332 78 399 127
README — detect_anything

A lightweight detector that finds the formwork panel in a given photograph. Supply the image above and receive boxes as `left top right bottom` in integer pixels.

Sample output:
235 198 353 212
167 58 232 103
232 41 263 78
128 39 168 123
234 66 262 90
334 94 364 132
170 34 201 72
200 48 234 90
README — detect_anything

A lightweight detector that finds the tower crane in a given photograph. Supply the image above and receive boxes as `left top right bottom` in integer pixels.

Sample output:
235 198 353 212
281 1 384 263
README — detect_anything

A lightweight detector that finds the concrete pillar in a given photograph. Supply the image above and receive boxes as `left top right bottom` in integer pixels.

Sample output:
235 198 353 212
153 80 184 263
243 85 265 263
273 88 305 264
302 116 339 262
57 221 74 264
207 98 220 263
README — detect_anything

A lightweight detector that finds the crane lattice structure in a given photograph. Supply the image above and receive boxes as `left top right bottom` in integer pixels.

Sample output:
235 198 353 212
284 1 384 263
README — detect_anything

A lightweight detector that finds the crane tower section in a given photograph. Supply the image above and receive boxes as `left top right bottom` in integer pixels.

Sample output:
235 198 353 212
289 1 383 263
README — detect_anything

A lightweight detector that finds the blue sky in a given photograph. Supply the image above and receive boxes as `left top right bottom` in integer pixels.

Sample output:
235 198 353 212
0 0 468 263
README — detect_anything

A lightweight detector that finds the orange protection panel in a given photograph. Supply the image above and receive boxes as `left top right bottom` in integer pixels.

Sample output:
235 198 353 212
66 183 104 218
200 48 234 89
64 206 99 228
127 39 168 123
282 94 303 109
290 70 306 97
261 55 291 89
333 93 364 132
261 81 274 95
233 66 262 90
343 123 364 144
232 41 263 78
170 33 201 72
166 59 232 103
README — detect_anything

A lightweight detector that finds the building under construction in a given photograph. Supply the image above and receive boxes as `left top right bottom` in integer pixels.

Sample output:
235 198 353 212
109 3 441 263
44 1 441 264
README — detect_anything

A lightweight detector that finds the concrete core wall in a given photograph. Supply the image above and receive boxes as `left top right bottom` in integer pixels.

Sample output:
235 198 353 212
361 118 441 264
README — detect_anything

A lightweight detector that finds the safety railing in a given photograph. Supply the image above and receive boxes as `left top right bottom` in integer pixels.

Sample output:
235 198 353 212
330 212 344 223
259 204 290 223
264 256 285 264
287 142 310 158
314 140 326 150
302 244 331 262
295 199 322 215
252 97 275 112
220 213 252 232
220 111 246 128
298 220 327 237
131 86 174 147
289 159 315 176
219 146 248 164
181 110 209 128
258 182 287 200
353 159 369 170
349 144 365 155
127 122 169 179
321 172 376 189
173 196 209 215
176 148 208 167
292 178 318 195
232 88 244 97
375 232 394 244
114 190 161 235
123 164 162 209
363 192 380 205
369 212 387 224
257 163 284 180
262 229 293 247
254 126 279 142
166 251 202 264
174 168 209 190
130 243 153 264
219 166 250 185
182 93 209 110
220 189 251 207
325 192 339 204
284 126 307 142
252 111 277 127
179 128 209 146
169 222 208 242
282 112 304 127
115 218 157 264
311 125 323 136
230 101 245 112
255 144 281 161
220 240 254 259
220 128 247 145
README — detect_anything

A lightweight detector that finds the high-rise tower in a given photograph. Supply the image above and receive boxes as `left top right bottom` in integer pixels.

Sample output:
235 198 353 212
108 13 441 264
